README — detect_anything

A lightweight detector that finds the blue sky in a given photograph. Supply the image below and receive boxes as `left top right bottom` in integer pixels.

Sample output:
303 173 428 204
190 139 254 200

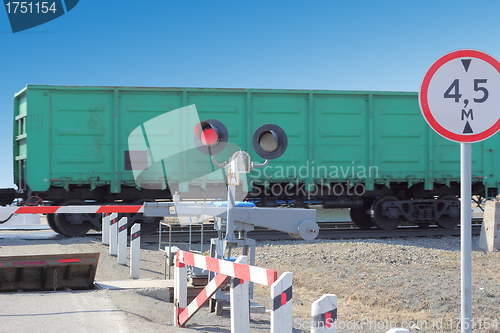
1 0 500 188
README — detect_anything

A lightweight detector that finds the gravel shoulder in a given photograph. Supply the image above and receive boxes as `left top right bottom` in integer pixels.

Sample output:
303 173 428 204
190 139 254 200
249 236 500 332
1 232 499 332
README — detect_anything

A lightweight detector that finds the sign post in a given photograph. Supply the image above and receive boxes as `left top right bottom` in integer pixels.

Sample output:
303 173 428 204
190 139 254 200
460 142 472 332
419 49 500 333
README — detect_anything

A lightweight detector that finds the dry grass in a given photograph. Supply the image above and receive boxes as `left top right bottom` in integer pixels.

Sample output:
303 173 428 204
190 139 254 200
247 237 500 332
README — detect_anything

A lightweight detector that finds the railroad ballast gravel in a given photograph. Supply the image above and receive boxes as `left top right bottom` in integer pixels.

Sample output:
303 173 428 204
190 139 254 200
249 236 500 333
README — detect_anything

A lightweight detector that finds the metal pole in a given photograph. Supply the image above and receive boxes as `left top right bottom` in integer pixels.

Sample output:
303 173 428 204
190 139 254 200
189 220 192 252
226 184 236 242
201 222 204 254
461 142 472 333
168 223 172 279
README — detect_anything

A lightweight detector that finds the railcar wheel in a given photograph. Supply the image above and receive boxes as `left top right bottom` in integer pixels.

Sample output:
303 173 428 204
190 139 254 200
436 195 460 229
46 214 63 235
349 202 374 229
127 198 161 235
54 199 92 237
371 196 402 230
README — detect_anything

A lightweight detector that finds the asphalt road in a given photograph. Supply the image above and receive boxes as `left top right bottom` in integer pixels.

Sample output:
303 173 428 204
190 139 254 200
0 291 128 333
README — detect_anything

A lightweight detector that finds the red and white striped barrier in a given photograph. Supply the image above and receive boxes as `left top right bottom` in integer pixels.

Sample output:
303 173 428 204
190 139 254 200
178 268 230 327
1 205 143 215
4 205 143 280
177 250 277 287
174 250 292 332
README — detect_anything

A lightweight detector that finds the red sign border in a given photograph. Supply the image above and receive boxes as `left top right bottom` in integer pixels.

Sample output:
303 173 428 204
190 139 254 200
419 50 500 143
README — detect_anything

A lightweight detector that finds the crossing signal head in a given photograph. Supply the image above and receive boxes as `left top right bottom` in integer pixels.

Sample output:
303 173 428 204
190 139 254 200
252 124 288 160
193 119 228 155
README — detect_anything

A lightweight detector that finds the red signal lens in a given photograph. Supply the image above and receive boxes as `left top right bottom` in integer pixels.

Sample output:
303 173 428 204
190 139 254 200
201 128 219 146
194 119 228 155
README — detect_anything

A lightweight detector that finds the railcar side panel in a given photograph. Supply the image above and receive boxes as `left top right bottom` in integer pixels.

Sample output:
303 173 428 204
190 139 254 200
13 85 500 200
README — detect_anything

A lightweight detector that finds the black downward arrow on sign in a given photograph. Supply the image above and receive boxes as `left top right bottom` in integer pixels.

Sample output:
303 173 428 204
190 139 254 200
463 121 473 134
461 59 471 72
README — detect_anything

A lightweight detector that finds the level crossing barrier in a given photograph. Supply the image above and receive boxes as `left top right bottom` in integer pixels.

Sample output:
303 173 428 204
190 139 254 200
3 205 143 215
0 205 145 279
174 250 292 333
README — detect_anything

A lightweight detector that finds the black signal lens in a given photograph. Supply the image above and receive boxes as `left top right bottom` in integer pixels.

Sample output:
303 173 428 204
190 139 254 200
258 130 279 152
252 124 288 160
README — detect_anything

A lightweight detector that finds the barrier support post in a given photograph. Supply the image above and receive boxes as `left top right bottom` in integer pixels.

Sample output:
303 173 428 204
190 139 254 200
270 272 293 333
130 223 141 279
174 251 187 327
311 294 337 333
230 256 249 333
118 217 128 265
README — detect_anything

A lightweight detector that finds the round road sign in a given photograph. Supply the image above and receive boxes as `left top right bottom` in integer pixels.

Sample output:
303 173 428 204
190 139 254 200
419 50 500 142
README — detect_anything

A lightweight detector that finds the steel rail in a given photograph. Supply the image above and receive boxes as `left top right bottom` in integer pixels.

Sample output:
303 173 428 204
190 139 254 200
143 224 482 243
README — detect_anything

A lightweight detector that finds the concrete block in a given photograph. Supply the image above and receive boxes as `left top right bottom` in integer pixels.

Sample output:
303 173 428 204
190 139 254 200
250 302 266 314
479 201 500 251
220 301 265 314
386 329 409 333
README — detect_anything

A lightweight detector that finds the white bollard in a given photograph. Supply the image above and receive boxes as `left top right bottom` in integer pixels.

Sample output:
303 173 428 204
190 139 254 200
386 329 409 333
103 213 117 245
102 215 110 245
270 272 293 333
174 250 187 327
109 215 118 256
130 223 141 279
117 217 128 265
230 256 249 333
311 294 337 332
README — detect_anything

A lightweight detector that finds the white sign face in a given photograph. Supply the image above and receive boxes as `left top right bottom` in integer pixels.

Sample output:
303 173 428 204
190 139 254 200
419 50 500 142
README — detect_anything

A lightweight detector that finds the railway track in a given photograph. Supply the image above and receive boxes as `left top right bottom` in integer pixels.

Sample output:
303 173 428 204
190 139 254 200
0 221 482 242
137 223 482 243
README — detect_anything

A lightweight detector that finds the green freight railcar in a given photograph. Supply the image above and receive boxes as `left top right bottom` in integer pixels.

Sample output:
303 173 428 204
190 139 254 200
12 85 500 235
